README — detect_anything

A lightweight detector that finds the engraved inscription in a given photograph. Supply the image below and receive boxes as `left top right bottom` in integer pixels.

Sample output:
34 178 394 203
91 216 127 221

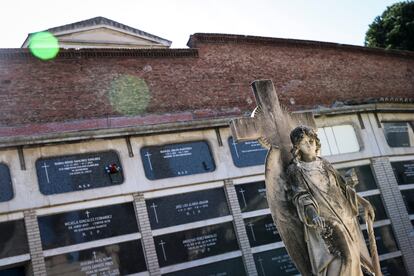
141 141 215 180
228 137 267 168
147 188 230 229
36 151 123 195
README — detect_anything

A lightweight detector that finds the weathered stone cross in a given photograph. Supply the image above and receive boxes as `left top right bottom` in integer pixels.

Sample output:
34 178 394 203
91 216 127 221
230 79 315 165
230 79 316 275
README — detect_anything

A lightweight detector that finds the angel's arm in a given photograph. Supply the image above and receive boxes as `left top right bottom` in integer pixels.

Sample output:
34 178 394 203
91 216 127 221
288 165 322 228
338 174 375 220
332 166 374 219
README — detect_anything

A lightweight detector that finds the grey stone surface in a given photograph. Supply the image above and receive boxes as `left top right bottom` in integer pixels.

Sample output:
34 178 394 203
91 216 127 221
371 157 414 276
224 179 258 276
24 210 46 276
133 193 161 276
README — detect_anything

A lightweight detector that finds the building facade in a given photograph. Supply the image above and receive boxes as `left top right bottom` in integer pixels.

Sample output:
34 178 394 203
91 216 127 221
21 17 172 49
0 21 413 276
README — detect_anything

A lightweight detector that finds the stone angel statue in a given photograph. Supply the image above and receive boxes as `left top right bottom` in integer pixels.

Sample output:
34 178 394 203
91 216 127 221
283 126 378 275
230 80 381 276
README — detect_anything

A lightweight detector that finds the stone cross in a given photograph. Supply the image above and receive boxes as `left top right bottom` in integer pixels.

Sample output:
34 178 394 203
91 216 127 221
230 80 315 165
230 80 317 275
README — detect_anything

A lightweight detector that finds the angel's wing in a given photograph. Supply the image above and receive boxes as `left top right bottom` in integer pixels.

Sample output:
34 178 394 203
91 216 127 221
265 148 313 276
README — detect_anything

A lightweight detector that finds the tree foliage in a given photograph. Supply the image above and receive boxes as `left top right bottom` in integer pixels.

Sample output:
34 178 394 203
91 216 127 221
365 1 414 51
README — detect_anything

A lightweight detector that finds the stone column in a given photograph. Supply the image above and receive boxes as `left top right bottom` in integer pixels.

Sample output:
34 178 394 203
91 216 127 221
133 193 161 276
23 210 47 276
224 179 258 276
371 157 414 275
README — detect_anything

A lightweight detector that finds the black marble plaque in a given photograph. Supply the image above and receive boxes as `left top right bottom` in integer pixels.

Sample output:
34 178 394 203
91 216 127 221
362 225 399 255
383 122 411 147
154 222 239 267
228 137 267 168
147 188 230 229
45 240 146 276
392 160 414 185
244 215 281 247
0 265 26 276
0 220 29 259
164 257 247 276
38 203 138 250
380 257 408 276
141 141 216 180
338 165 378 192
36 151 124 195
401 189 414 214
359 195 388 224
236 181 268 212
0 163 13 202
254 248 299 276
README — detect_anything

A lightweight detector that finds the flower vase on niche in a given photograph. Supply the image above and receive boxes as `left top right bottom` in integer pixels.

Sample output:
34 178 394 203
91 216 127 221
105 163 123 184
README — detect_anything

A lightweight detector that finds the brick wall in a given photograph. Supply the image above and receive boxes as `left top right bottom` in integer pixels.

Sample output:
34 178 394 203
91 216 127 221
0 34 413 133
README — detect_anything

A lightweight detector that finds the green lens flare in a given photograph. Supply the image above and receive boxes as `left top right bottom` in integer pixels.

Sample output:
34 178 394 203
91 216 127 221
28 32 59 60
109 75 151 115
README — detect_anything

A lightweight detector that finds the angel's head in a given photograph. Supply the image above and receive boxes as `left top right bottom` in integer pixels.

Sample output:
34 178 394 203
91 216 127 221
290 125 321 162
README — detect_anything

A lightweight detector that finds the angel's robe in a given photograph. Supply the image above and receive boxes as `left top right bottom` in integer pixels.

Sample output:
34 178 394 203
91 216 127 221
288 157 364 276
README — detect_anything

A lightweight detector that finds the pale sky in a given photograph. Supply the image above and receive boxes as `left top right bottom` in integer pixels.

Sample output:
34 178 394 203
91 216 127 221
1 0 401 48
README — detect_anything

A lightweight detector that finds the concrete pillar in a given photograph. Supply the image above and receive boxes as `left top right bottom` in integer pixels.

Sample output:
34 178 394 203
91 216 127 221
23 210 46 276
133 193 161 276
371 157 414 276
224 179 258 276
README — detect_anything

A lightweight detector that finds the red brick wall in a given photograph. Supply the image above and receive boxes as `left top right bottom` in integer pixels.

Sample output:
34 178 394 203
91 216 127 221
0 35 413 130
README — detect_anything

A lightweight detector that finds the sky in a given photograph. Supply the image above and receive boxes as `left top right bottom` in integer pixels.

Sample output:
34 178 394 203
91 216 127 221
0 0 402 48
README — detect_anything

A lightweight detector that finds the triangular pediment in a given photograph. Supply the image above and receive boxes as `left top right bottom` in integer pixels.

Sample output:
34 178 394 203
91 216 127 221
56 27 166 48
22 17 171 49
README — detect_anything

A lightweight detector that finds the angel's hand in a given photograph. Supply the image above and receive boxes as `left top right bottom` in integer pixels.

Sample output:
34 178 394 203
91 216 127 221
358 195 375 221
312 215 325 229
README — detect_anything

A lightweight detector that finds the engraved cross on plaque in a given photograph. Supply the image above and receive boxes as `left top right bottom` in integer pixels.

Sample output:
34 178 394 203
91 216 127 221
230 80 315 165
257 257 266 276
42 162 51 183
247 222 256 241
231 139 240 158
238 188 247 208
159 240 167 261
150 203 159 223
144 152 153 171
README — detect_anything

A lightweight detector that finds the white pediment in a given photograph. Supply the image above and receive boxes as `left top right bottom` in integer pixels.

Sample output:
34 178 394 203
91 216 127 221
22 17 171 49
56 27 166 48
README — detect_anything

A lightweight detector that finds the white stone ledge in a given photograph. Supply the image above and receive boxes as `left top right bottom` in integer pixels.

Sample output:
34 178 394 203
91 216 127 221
159 250 242 274
43 232 141 257
0 254 30 267
152 216 233 236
